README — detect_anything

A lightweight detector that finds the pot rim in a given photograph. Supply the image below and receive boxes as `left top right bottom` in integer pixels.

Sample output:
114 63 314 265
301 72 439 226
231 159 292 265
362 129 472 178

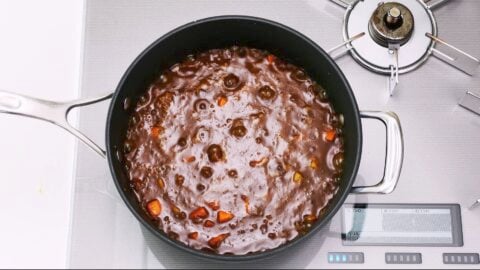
106 15 362 261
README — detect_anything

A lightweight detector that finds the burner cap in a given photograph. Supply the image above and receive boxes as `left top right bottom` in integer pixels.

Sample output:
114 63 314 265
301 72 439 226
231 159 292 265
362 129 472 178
369 2 414 47
343 0 437 74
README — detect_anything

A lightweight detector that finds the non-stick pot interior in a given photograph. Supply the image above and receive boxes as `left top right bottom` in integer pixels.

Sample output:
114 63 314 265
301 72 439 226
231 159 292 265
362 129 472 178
106 16 362 260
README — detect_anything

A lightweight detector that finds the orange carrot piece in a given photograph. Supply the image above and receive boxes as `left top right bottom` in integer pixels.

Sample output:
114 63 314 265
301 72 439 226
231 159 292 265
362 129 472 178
151 126 162 138
208 233 230 249
325 129 336 142
146 199 162 217
204 219 215 227
183 156 196 163
189 207 209 220
217 211 235 223
188 232 199 240
267 54 276 64
217 95 228 107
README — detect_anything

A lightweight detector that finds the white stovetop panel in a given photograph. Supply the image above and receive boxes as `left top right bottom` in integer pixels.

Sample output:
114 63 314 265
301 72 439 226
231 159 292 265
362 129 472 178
68 0 480 268
70 0 480 268
0 0 84 268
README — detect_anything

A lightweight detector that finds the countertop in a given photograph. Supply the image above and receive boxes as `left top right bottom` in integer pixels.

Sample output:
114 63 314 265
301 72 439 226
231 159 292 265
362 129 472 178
0 1 84 268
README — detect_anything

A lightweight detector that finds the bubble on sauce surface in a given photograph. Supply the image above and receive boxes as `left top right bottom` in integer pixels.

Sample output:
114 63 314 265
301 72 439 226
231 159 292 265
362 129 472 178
257 85 276 100
207 144 224 163
200 166 214 178
223 73 242 91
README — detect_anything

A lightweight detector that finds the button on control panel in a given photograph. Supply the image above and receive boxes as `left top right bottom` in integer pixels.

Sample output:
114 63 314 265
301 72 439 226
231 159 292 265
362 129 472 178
327 252 364 264
385 253 422 264
443 253 480 264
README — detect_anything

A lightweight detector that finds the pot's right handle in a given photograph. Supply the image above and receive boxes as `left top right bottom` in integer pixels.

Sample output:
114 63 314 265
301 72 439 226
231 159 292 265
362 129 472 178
351 111 404 194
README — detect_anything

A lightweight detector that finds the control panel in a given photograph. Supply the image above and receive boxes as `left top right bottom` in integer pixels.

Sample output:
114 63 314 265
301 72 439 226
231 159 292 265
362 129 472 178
325 204 479 267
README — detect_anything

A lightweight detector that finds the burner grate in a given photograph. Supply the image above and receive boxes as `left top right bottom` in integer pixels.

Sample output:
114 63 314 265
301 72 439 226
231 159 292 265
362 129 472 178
328 0 479 95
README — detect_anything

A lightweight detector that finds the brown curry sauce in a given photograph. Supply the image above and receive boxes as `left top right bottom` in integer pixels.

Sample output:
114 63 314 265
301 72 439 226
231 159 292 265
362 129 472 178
123 46 344 255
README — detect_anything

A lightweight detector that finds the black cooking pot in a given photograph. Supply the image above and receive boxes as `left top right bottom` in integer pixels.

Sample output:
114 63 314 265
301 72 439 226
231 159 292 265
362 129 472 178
0 16 403 261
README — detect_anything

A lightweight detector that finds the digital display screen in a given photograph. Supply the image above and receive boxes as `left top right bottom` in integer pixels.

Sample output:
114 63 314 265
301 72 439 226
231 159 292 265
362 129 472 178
342 204 463 246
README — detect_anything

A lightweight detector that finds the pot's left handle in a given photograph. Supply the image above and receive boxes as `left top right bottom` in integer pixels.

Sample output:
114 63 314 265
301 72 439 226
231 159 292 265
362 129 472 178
0 90 112 158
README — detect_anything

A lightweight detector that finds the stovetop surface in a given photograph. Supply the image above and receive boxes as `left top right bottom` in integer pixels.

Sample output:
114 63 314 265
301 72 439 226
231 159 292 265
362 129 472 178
68 0 480 268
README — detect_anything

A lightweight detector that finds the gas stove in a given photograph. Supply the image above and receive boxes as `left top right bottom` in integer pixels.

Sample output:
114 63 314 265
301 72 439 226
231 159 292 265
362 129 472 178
68 0 480 268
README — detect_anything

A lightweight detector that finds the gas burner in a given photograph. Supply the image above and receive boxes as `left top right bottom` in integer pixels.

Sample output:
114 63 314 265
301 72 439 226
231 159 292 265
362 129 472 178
328 0 480 95
368 2 415 47
345 0 433 75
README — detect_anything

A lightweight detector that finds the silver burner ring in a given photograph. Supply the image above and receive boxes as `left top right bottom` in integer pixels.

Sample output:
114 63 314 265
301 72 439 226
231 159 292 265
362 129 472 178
343 0 438 75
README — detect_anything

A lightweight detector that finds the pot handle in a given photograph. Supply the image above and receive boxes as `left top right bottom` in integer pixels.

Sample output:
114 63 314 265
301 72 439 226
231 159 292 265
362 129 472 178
351 111 404 194
0 90 112 158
